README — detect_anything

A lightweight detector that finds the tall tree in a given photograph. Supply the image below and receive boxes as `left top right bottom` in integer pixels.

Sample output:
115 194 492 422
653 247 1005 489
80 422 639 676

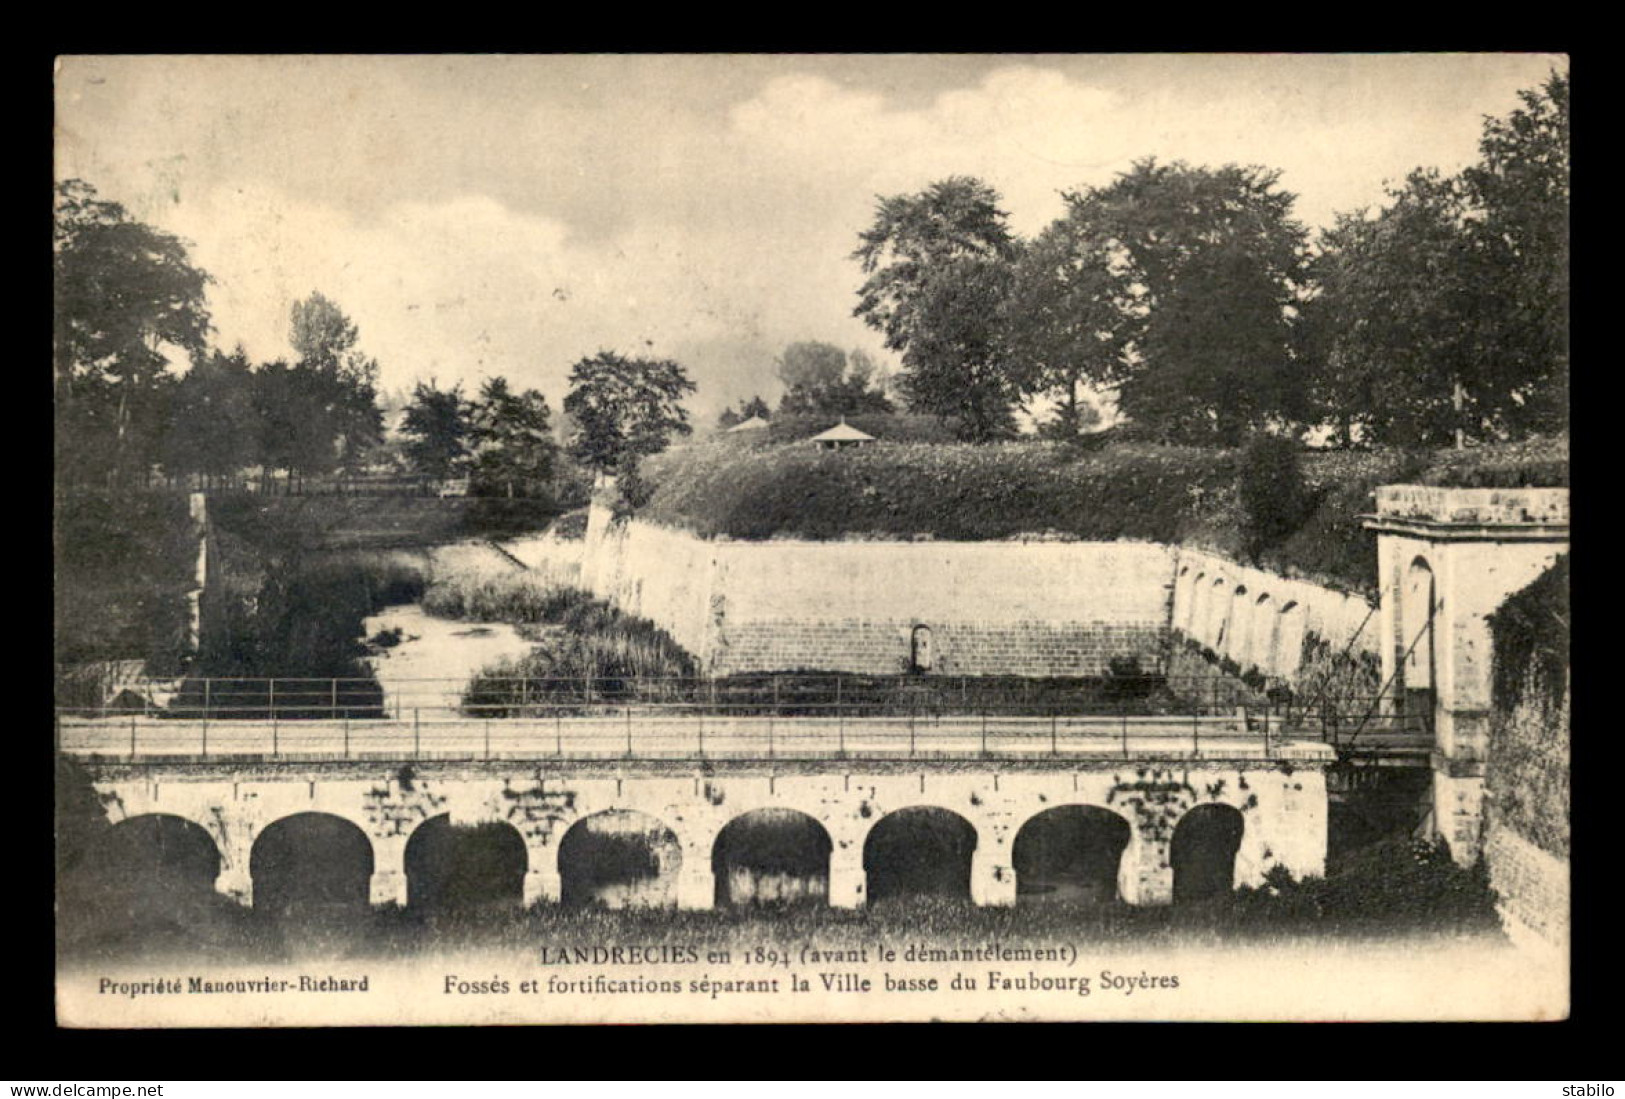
54 180 213 483
563 351 696 474
1002 214 1130 439
774 341 892 417
288 292 383 472
251 360 350 491
164 346 258 486
289 291 360 373
895 258 1018 440
469 377 556 498
400 379 473 482
1304 72 1569 446
853 177 1022 440
1462 70 1569 434
1061 160 1311 446
1302 173 1484 446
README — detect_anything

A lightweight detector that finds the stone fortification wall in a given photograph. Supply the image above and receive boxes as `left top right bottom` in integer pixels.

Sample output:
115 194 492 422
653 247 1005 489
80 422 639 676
575 504 1384 684
579 502 1175 677
1170 547 1380 688
710 540 1174 676
583 516 722 663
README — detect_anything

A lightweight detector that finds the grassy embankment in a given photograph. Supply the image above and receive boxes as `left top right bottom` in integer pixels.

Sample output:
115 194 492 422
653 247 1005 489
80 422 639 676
637 434 1569 597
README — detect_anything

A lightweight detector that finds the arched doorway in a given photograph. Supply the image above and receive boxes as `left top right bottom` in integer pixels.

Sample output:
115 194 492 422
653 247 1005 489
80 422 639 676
404 815 527 913
712 808 832 907
863 806 977 904
910 625 935 672
1012 805 1130 906
557 809 682 908
1170 804 1245 904
1401 556 1438 734
250 812 373 916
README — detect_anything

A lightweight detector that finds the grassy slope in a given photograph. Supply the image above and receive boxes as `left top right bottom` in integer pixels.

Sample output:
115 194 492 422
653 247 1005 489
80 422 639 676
639 435 1569 595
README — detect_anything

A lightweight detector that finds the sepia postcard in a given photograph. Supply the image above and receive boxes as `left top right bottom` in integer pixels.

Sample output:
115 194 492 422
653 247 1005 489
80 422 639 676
53 52 1571 1027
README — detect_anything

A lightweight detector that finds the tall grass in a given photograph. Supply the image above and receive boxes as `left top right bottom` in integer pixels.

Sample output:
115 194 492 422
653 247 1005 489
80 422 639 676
461 594 697 716
420 544 584 623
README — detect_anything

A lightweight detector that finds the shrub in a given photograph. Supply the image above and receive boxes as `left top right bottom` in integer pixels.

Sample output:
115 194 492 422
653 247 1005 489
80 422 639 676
1238 436 1312 561
1222 837 1501 936
461 596 696 715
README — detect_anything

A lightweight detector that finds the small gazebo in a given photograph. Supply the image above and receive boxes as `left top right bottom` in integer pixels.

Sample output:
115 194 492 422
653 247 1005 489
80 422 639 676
809 418 876 451
726 415 770 433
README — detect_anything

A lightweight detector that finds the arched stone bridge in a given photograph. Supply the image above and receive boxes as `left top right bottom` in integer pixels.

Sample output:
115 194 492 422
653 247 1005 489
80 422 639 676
76 736 1332 911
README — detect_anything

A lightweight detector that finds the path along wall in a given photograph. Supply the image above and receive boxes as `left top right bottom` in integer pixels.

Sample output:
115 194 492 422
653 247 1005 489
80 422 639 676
572 504 1378 684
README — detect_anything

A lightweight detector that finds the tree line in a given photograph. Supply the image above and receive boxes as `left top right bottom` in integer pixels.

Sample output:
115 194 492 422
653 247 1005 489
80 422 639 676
850 71 1568 447
54 180 698 497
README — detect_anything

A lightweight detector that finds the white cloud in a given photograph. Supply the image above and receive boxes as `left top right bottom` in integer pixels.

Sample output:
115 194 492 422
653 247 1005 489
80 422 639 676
56 54 1566 420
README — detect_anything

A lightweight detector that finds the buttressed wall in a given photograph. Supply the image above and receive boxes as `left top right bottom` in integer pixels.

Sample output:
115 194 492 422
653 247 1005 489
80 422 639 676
577 502 1382 683
1169 548 1381 686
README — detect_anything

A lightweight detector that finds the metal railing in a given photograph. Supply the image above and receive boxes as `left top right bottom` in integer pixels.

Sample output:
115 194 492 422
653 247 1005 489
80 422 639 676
54 710 1299 763
57 672 1288 722
53 673 1318 763
1282 694 1435 754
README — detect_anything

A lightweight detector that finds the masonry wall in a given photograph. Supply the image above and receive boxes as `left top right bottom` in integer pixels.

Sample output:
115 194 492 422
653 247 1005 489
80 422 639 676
580 505 1177 677
710 540 1175 677
1165 547 1379 685
1484 611 1569 948
571 501 1397 685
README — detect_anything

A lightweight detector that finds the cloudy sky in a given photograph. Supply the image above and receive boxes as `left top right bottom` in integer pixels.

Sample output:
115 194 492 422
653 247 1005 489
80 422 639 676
55 53 1565 421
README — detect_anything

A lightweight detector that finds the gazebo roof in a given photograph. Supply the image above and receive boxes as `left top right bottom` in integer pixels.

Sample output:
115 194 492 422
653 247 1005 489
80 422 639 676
809 419 876 443
727 415 770 432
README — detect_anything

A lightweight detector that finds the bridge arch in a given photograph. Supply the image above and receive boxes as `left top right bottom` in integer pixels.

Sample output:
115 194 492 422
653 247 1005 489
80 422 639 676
711 808 832 907
404 814 527 912
1171 803 1246 904
862 805 978 904
1011 804 1131 906
557 809 682 908
103 813 221 894
250 812 374 915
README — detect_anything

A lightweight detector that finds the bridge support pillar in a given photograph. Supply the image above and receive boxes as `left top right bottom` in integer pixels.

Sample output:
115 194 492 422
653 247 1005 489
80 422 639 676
1121 841 1173 906
215 865 253 907
675 864 715 910
1432 766 1487 862
369 835 409 906
969 849 1016 907
523 868 562 907
370 870 407 907
828 846 866 909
